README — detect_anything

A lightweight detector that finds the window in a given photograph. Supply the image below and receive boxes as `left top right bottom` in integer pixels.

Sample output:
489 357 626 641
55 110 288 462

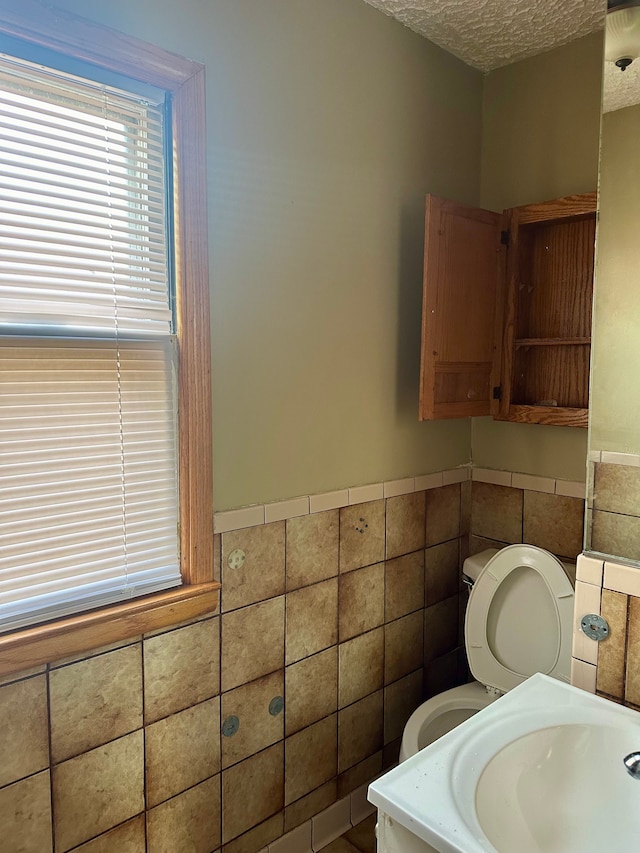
0 3 215 668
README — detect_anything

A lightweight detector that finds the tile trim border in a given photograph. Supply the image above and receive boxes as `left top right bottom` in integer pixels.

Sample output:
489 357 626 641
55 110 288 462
214 465 586 534
262 780 377 853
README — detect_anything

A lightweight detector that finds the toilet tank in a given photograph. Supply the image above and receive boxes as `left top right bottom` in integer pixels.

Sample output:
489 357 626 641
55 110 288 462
463 547 576 587
463 548 499 583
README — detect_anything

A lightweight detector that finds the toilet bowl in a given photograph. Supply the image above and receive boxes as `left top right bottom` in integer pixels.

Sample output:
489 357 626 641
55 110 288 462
400 544 574 762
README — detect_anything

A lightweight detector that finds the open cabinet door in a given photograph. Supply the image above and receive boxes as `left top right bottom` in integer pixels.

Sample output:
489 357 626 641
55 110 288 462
419 195 504 420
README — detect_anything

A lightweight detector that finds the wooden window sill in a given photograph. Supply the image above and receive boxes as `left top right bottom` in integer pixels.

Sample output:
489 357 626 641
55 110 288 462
0 581 220 679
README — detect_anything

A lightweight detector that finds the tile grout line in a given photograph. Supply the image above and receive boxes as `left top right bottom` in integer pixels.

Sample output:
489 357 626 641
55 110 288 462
45 664 55 853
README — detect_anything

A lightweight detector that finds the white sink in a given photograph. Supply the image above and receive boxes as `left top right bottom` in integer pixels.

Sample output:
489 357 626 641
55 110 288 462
368 674 640 853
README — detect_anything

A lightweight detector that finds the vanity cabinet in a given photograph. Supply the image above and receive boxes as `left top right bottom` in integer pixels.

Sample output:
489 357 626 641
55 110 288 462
419 192 596 427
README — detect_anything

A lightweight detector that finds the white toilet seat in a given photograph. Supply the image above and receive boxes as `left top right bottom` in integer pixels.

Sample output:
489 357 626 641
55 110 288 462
399 681 498 762
465 544 574 694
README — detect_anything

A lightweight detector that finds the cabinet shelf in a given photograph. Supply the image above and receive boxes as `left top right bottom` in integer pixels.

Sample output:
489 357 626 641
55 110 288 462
515 337 591 347
496 404 588 428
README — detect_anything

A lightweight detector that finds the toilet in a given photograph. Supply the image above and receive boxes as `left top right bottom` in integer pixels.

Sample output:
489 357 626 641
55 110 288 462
399 544 575 761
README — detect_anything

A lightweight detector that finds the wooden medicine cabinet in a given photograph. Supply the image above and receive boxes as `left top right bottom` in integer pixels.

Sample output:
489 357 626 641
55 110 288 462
418 192 596 428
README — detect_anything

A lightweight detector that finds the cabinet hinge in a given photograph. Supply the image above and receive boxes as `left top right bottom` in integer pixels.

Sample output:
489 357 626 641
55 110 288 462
492 386 502 401
500 230 510 246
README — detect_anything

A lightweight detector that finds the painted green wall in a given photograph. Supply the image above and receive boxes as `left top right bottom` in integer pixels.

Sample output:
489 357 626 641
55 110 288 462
51 0 482 510
474 33 603 482
590 104 640 453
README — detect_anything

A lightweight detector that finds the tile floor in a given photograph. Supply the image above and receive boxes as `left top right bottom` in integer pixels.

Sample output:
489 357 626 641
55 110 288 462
326 814 376 853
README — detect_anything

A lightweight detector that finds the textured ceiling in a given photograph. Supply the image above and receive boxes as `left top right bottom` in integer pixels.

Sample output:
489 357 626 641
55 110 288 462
363 0 605 72
603 60 640 112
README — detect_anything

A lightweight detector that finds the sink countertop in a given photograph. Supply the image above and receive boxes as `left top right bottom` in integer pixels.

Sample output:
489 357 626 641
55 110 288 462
368 673 640 853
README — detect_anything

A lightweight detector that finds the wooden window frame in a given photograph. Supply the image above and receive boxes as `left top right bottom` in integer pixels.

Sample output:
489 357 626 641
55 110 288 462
0 0 218 677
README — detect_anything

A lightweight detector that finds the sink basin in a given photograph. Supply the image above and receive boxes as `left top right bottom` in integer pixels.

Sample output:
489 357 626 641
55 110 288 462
475 723 640 852
368 674 640 853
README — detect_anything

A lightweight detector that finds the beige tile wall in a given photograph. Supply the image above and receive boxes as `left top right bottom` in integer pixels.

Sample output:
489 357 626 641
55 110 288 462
470 480 585 564
589 460 640 561
0 482 468 853
1 467 587 853
572 556 640 710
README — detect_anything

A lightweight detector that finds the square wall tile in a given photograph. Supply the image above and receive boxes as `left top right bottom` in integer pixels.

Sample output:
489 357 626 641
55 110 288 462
425 484 461 546
224 814 283 853
460 480 472 535
222 671 284 768
385 492 425 560
144 617 219 724
222 521 285 611
0 674 48 788
284 781 337 833
286 648 338 736
385 551 425 622
146 698 220 807
338 690 383 773
147 775 220 853
0 664 45 688
523 491 584 559
72 816 145 853
591 511 640 562
222 742 284 843
424 596 459 664
286 511 339 591
222 597 285 692
425 539 459 606
339 563 385 642
51 636 140 668
469 534 509 556
471 482 523 544
53 731 144 852
338 628 384 709
339 501 385 574
0 770 52 853
384 669 423 745
214 532 221 583
426 648 463 698
285 714 337 805
595 589 627 700
286 578 338 665
50 644 142 763
384 611 424 684
625 596 640 706
337 752 382 799
593 463 640 515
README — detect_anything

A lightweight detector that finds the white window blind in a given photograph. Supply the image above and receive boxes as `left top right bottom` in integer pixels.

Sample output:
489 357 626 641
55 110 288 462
0 53 180 631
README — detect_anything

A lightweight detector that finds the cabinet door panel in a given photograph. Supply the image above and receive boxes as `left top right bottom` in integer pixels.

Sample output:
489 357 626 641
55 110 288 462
419 195 502 420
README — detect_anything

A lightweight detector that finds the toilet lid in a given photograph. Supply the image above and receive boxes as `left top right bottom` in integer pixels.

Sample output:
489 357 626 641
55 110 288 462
464 544 574 694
